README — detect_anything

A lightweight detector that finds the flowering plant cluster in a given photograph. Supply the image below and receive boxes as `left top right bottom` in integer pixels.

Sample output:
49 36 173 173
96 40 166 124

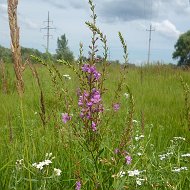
32 153 61 177
78 87 103 132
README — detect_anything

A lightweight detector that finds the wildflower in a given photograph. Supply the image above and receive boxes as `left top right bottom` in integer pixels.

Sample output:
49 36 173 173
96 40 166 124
135 135 144 141
172 167 188 173
132 119 138 123
125 155 132 165
76 181 81 190
181 153 190 157
137 152 142 156
159 152 173 160
136 178 145 186
124 93 129 99
113 103 120 111
81 64 101 80
16 159 24 169
63 74 71 80
32 160 52 170
91 121 97 132
128 170 140 177
173 137 185 141
62 113 71 124
118 171 126 178
114 148 120 154
54 168 62 176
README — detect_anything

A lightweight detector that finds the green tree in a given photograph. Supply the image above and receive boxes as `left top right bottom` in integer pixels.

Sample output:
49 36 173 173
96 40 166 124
173 30 190 66
56 34 74 62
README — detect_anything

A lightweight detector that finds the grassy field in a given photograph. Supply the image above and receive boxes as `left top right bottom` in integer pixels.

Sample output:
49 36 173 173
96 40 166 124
0 63 190 190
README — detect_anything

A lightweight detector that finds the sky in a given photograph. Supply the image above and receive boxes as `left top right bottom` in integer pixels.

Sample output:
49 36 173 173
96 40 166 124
1 0 190 64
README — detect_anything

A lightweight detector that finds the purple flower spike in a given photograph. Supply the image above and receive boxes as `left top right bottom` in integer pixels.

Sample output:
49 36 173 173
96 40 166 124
92 121 97 132
62 113 71 124
113 103 120 111
76 181 81 190
125 155 132 165
81 64 101 81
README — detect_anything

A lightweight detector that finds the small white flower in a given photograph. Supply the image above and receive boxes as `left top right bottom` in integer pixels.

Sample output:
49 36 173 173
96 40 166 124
137 152 142 156
44 159 52 166
124 93 129 99
135 135 144 141
54 168 62 176
132 120 138 124
63 74 71 80
181 153 190 157
35 162 44 170
159 152 173 160
173 137 185 141
128 170 140 177
172 167 188 173
136 178 145 186
118 171 126 178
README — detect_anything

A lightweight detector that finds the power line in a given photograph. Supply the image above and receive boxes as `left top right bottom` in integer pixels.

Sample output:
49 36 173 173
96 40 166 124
41 11 56 53
146 24 155 64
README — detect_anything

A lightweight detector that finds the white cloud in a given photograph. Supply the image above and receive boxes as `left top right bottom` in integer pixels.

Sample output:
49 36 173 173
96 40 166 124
153 20 181 39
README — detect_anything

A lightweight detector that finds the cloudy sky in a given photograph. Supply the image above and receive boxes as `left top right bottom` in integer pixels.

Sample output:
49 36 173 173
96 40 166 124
1 0 190 64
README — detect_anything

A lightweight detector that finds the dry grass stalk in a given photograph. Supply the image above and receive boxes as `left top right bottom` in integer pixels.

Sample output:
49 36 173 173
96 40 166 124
7 0 25 96
0 59 8 94
28 62 47 127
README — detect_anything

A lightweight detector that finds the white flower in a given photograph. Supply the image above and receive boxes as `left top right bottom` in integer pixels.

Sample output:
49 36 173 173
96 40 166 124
32 159 52 170
54 168 62 176
34 162 44 170
44 159 52 165
118 171 126 178
181 153 190 157
128 170 140 176
172 167 188 173
173 137 185 141
136 178 145 186
137 152 142 156
159 152 173 160
124 93 129 99
132 120 138 124
135 135 144 141
63 74 71 80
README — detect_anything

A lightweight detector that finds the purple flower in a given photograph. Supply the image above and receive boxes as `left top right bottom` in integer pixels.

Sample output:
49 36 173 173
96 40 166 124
81 64 101 81
125 155 132 165
76 181 81 190
114 148 120 154
113 103 120 111
92 121 97 132
81 64 90 72
93 70 101 80
61 113 71 124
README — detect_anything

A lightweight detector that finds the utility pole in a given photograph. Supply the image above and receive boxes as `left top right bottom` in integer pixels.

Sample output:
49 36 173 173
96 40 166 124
146 24 155 64
41 11 55 53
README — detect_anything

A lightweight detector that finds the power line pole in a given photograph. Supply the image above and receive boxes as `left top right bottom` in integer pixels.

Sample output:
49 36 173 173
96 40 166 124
41 11 55 53
146 24 155 64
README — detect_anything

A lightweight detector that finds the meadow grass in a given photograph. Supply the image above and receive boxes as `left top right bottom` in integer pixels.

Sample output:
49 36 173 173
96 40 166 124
1 0 190 189
0 63 190 189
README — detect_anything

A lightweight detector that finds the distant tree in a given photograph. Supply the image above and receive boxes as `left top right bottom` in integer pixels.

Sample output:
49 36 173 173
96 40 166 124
173 30 190 66
56 34 74 62
0 45 12 63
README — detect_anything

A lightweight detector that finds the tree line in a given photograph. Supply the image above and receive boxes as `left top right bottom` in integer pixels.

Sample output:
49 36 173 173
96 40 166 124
0 34 74 63
1 31 190 67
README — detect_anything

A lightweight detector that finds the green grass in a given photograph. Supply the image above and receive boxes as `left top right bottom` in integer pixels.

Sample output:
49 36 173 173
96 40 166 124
0 63 190 189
